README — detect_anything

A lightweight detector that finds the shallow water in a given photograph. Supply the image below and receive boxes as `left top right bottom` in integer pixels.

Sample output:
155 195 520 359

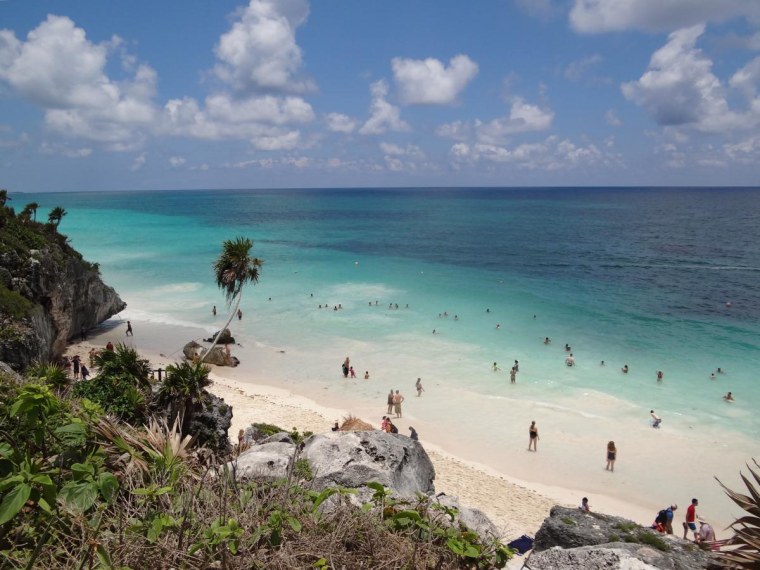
21 187 760 524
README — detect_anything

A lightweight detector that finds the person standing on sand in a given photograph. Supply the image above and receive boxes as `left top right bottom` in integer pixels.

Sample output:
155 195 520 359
606 441 617 471
387 390 394 414
528 421 539 451
683 498 698 540
80 364 89 381
416 378 424 396
393 390 405 418
126 321 133 336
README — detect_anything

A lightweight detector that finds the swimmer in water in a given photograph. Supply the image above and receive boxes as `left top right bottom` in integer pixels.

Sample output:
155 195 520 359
710 372 716 380
723 391 734 401
657 370 663 382
565 353 575 367
621 364 629 374
493 362 500 372
544 337 551 344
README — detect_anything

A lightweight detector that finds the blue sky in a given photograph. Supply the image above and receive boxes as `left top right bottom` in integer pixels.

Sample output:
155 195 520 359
2 0 760 191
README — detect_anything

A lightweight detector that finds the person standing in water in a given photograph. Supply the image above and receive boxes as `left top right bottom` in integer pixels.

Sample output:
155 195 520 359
386 390 394 414
212 305 217 316
415 378 424 396
528 421 539 451
510 367 517 384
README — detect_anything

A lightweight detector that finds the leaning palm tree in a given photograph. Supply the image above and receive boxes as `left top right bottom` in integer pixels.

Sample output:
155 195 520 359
93 343 152 392
156 360 212 435
47 206 67 229
202 237 262 363
26 202 39 222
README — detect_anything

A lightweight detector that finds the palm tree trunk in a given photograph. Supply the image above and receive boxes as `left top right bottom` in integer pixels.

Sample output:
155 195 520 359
201 292 242 364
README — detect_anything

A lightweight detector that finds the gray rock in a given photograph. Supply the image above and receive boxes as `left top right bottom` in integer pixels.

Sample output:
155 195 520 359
0 361 23 384
435 494 499 540
259 432 295 445
182 340 202 360
530 506 719 570
233 442 297 480
301 431 435 498
187 392 233 455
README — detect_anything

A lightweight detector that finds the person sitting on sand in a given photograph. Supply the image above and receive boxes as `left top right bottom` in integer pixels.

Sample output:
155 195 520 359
696 520 716 546
408 426 419 441
650 410 662 428
723 391 734 401
381 416 389 432
578 497 590 512
331 421 339 432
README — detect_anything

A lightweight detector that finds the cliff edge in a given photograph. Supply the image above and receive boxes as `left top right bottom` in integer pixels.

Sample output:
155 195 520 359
0 198 125 370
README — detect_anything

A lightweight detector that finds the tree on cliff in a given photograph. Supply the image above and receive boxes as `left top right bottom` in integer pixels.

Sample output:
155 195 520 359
25 202 39 222
157 360 212 435
0 189 8 207
47 206 67 229
203 237 262 363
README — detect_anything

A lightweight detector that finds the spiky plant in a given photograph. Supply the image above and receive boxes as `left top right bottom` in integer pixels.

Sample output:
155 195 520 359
716 458 760 568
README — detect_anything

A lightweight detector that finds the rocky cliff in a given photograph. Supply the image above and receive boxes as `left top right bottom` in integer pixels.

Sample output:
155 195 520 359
0 205 125 371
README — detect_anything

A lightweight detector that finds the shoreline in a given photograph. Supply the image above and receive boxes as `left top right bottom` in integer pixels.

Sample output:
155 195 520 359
64 318 681 539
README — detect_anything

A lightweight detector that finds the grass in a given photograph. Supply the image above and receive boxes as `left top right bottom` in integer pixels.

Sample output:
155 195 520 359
0 284 34 319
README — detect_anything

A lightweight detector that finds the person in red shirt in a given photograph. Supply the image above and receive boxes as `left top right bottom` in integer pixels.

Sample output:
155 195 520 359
683 498 698 539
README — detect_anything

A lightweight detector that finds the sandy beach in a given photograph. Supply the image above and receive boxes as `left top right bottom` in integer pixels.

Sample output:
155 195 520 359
62 317 689 543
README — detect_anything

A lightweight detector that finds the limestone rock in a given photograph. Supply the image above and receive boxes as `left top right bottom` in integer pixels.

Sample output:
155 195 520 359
435 494 499 540
530 506 720 570
182 340 202 360
233 442 297 480
205 328 235 345
258 432 295 445
301 431 435 497
187 392 233 455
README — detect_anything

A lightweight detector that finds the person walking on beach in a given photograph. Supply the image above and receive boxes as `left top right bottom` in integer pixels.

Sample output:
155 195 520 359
650 410 662 428
683 498 698 540
387 390 394 414
415 378 424 396
528 421 539 451
393 390 405 418
606 441 617 472
126 321 133 336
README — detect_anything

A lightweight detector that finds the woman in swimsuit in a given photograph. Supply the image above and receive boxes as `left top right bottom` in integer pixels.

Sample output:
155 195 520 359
528 421 539 451
606 441 617 471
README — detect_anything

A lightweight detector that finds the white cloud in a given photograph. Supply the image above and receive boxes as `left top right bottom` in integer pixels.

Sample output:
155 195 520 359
162 94 312 149
621 25 750 133
564 54 603 82
325 112 357 133
435 120 471 141
131 152 147 171
605 109 622 126
0 15 158 146
730 56 760 98
475 97 554 144
169 156 186 167
570 0 760 34
448 135 616 171
359 80 410 135
379 142 424 158
391 54 478 105
39 142 92 157
214 0 314 93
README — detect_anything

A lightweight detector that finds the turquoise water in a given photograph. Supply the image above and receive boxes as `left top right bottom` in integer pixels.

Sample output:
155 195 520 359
17 187 760 520
20 188 759 426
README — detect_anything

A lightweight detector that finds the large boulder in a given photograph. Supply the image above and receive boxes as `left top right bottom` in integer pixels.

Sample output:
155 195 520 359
301 431 435 497
435 494 499 540
530 506 720 570
233 442 297 480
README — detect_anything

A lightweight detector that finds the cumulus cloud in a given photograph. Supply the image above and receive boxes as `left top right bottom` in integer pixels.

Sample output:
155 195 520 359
475 98 554 144
131 152 147 171
169 156 186 167
730 56 760 98
325 112 357 133
214 0 314 93
359 80 410 135
435 120 471 141
570 0 760 34
39 142 92 157
605 109 622 126
448 135 614 171
391 54 478 105
564 54 603 81
379 142 424 158
162 93 313 149
0 15 158 146
621 25 749 133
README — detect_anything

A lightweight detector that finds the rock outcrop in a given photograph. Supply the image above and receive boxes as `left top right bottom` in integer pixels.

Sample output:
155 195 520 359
1 245 125 371
528 506 719 570
301 431 436 498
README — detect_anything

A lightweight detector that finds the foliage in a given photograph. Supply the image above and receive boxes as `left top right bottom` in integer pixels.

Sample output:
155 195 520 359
25 361 70 394
93 342 152 391
72 375 147 423
0 284 34 319
156 360 212 435
716 458 760 568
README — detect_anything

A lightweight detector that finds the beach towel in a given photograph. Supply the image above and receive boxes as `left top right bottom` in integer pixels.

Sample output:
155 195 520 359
507 534 534 555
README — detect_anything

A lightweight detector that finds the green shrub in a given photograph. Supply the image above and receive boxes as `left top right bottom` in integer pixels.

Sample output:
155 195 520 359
72 376 146 424
0 284 34 318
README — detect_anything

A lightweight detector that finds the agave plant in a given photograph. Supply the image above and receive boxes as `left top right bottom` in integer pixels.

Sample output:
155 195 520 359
716 458 760 568
25 362 69 394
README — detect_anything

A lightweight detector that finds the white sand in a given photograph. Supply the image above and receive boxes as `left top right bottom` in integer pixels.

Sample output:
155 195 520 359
64 318 735 541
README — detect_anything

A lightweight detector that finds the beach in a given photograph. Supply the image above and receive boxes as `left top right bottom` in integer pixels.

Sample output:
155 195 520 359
65 318 716 540
41 187 760 542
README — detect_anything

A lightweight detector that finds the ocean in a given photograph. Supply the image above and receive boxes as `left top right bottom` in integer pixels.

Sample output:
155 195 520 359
18 187 760 524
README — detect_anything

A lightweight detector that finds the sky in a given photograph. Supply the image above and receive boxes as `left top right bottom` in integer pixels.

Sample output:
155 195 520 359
1 0 760 191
